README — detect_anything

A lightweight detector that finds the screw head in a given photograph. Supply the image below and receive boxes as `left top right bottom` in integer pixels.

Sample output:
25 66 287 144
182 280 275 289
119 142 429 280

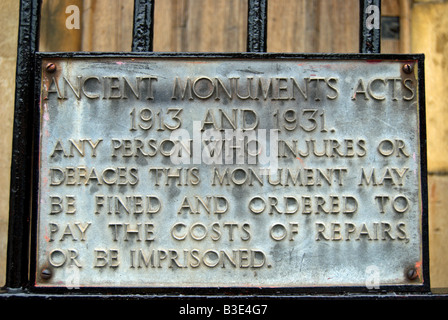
402 63 413 74
46 62 56 73
407 268 418 280
40 268 52 280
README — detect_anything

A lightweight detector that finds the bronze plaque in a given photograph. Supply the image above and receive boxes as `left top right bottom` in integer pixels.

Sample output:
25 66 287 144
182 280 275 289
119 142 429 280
34 55 427 289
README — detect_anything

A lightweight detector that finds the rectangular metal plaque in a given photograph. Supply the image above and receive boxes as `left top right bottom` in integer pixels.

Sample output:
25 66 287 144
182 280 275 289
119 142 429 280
34 55 427 289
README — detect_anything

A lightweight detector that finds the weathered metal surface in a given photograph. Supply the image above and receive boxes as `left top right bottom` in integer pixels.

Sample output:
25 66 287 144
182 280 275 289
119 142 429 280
35 56 426 289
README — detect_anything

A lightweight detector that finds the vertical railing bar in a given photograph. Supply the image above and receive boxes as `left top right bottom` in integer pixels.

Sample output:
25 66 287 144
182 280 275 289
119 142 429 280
247 0 268 53
132 0 155 52
359 0 381 53
5 0 42 289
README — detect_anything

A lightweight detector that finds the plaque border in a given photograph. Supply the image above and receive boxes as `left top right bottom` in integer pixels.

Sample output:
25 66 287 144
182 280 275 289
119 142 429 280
29 52 429 295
